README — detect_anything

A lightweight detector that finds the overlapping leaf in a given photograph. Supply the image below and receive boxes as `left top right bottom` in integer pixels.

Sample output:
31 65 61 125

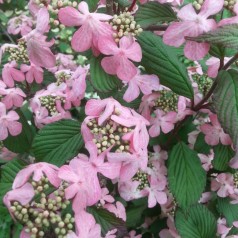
168 142 206 209
138 32 194 98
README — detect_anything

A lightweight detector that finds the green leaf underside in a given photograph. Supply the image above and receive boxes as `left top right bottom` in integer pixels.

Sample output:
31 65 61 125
176 204 217 238
213 70 238 144
138 32 194 99
135 2 177 27
190 24 238 50
90 57 122 93
32 119 83 166
168 142 206 209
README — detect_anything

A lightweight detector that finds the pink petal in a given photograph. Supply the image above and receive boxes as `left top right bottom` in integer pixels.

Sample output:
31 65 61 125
123 80 140 102
0 124 8 140
199 0 224 18
58 7 83 27
184 41 210 60
101 56 119 75
7 121 22 136
36 7 49 33
117 56 137 81
78 1 90 14
178 4 198 21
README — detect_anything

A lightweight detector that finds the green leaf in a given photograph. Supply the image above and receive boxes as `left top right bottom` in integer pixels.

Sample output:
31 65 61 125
212 144 235 171
90 57 122 93
209 44 236 58
87 207 127 237
217 197 238 226
32 119 83 166
194 133 211 154
213 70 238 145
189 24 238 50
175 204 217 238
168 142 206 209
138 32 194 98
3 108 34 153
0 159 27 206
135 2 176 27
85 0 98 11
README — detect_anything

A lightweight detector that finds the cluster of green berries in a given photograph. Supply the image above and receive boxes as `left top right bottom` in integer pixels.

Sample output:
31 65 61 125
56 71 71 85
87 117 132 154
7 40 29 64
233 172 238 188
155 90 179 113
110 10 143 43
132 170 149 190
10 177 74 238
192 74 213 96
192 0 205 10
39 95 66 116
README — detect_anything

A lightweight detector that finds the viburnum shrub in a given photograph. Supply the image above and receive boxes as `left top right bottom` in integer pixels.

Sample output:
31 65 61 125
2 0 238 238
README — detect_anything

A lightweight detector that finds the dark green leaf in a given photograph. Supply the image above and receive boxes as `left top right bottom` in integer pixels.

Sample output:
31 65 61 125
212 144 235 171
194 133 211 154
88 207 127 237
213 70 238 146
189 24 238 50
135 2 177 27
217 197 238 226
90 57 122 93
85 0 98 11
175 204 217 238
3 108 34 153
168 142 206 209
32 119 83 166
138 32 194 98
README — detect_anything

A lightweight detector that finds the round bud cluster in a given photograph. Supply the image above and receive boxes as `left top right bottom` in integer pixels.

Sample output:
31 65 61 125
132 170 149 190
224 0 237 10
154 90 178 113
192 0 204 10
10 177 74 238
56 72 72 86
233 172 238 188
87 117 132 154
192 74 213 96
39 95 66 116
110 10 143 43
6 40 29 64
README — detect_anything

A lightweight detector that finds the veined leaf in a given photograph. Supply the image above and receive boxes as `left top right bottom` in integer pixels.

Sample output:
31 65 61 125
135 2 177 27
188 24 238 50
168 142 206 209
138 32 194 98
32 119 83 166
175 204 217 238
213 70 238 145
90 57 122 93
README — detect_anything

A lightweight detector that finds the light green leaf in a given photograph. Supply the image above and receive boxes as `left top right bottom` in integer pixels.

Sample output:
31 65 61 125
175 204 217 238
168 142 206 209
217 197 238 226
138 32 194 98
32 119 83 166
90 57 122 93
135 2 176 27
189 24 238 50
213 70 238 145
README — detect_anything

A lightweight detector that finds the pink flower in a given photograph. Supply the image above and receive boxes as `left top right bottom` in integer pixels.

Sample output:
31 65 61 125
23 7 56 68
175 96 193 122
12 162 61 189
2 61 25 87
217 218 231 238
3 183 34 212
198 149 214 171
21 63 43 84
104 201 126 221
7 15 33 36
0 82 26 109
99 188 115 206
146 175 167 208
124 230 142 238
200 114 232 146
163 0 224 60
123 69 160 102
68 210 101 238
99 36 142 81
0 147 17 161
206 57 230 78
58 2 113 55
0 102 22 140
211 173 234 197
149 109 177 137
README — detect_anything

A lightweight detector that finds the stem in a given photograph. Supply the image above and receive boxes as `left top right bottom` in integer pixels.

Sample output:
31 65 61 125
106 0 114 15
128 0 137 11
0 22 15 44
222 53 238 70
143 25 169 31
